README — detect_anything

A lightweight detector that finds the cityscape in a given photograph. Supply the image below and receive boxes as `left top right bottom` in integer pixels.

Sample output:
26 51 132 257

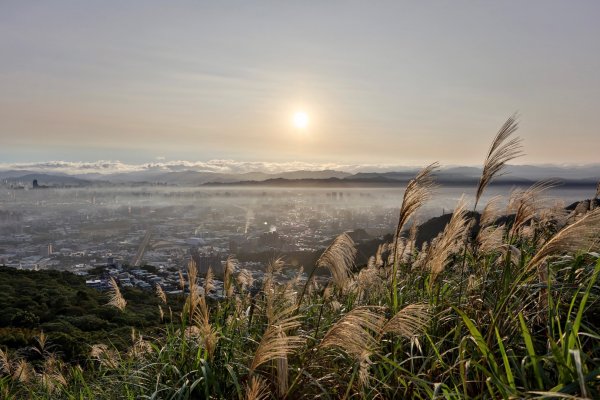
0 179 406 296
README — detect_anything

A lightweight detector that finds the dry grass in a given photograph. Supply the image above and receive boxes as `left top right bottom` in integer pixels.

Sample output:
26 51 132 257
204 266 215 295
107 277 126 311
248 314 303 373
12 359 33 384
155 284 167 304
237 268 254 291
184 260 199 319
224 256 237 298
320 306 385 358
508 179 558 238
245 376 269 400
526 208 600 273
381 303 431 338
422 197 469 283
475 115 523 206
480 195 502 227
477 225 505 254
0 348 11 375
392 163 438 262
316 232 357 289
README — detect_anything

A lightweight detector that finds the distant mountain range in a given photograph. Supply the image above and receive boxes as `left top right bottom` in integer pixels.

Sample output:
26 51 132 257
1 165 598 188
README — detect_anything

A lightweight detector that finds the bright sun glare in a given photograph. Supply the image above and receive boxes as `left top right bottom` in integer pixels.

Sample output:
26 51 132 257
292 111 309 129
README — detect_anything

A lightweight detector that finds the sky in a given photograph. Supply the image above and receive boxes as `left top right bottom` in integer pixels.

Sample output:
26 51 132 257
1 1 599 168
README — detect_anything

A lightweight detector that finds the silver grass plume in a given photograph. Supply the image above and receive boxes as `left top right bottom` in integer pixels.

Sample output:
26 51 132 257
320 306 386 359
508 180 557 238
356 264 385 302
267 256 285 274
184 260 200 320
178 270 186 291
204 266 215 295
539 200 569 231
40 354 67 393
107 277 126 311
381 303 431 338
525 208 600 273
0 348 10 374
374 243 386 268
426 197 469 284
479 195 502 228
276 326 289 397
155 284 167 304
477 225 505 254
320 307 385 388
393 163 439 260
475 114 523 207
316 232 357 289
237 269 254 292
249 312 303 373
12 358 33 383
224 256 237 298
245 376 269 400
90 344 119 369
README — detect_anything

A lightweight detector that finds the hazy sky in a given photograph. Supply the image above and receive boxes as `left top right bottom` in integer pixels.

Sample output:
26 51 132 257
1 1 599 167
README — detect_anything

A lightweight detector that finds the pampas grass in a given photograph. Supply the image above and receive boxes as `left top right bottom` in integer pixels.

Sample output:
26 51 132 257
423 197 469 284
480 195 502 227
315 232 357 290
381 303 431 338
526 208 600 273
224 256 237 298
245 376 269 400
155 284 167 304
249 314 303 373
393 163 439 242
204 266 215 295
320 306 385 358
475 114 523 207
107 277 126 311
508 179 558 239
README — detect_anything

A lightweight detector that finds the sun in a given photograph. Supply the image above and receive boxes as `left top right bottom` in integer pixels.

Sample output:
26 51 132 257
292 111 309 129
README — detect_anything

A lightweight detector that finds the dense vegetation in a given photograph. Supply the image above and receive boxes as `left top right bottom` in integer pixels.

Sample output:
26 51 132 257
2 116 600 399
0 267 168 362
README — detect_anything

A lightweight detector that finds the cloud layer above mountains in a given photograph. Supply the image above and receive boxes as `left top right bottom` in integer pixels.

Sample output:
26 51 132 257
0 160 422 176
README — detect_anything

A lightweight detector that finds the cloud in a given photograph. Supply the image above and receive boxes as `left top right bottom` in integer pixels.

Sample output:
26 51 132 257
0 159 422 176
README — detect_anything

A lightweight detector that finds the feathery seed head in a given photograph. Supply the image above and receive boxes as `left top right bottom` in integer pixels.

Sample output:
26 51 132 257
204 266 215 295
476 115 523 206
426 197 470 283
155 284 167 304
245 376 269 400
526 208 600 273
317 232 357 289
320 306 386 358
381 303 431 338
480 195 502 227
107 277 126 311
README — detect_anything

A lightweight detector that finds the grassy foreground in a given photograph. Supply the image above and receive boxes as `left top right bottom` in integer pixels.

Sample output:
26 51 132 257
2 116 600 399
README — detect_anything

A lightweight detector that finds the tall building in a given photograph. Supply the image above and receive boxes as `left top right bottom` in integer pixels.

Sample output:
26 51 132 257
191 249 222 277
40 244 53 257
